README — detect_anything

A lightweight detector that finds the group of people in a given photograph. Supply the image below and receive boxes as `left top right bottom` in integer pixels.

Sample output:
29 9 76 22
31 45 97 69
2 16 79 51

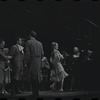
0 31 43 99
49 44 93 92
0 30 94 99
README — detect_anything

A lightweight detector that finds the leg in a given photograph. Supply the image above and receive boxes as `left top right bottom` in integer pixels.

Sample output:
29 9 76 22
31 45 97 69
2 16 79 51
10 70 17 95
11 79 18 94
11 79 20 94
50 82 56 91
59 79 64 91
1 84 5 94
70 77 75 91
31 76 39 99
10 78 15 95
1 84 8 94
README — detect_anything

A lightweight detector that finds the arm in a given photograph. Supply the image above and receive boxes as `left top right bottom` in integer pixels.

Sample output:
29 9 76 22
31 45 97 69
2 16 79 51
55 50 64 61
9 46 16 57
41 43 44 58
0 51 8 61
24 41 31 66
50 57 53 63
59 52 64 59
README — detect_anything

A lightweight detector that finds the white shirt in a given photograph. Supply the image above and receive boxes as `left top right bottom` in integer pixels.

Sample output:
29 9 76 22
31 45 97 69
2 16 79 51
16 44 24 54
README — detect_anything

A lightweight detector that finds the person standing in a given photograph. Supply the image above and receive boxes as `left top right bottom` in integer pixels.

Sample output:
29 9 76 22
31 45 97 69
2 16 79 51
61 51 72 91
40 57 50 90
70 47 81 91
3 48 12 93
81 49 94 90
50 42 69 92
24 31 44 99
9 37 24 95
0 39 9 95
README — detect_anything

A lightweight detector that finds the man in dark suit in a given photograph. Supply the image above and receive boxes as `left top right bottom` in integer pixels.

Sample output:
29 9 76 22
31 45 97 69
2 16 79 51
24 31 44 99
9 37 24 95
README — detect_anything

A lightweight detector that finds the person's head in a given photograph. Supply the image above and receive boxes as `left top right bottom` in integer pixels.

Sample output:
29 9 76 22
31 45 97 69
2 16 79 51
3 48 9 54
0 39 5 49
73 47 79 53
87 50 93 56
16 37 23 46
52 42 59 50
62 51 69 57
42 57 47 61
30 30 37 38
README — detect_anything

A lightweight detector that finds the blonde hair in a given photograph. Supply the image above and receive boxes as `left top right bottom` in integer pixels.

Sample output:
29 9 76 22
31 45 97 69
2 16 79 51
73 47 79 52
51 42 58 49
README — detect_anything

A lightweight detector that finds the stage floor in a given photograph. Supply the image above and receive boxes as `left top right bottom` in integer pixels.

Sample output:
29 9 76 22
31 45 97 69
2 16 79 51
0 91 100 100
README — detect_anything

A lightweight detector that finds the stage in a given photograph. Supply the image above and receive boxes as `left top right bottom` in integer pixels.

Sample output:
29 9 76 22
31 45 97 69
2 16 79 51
0 91 100 100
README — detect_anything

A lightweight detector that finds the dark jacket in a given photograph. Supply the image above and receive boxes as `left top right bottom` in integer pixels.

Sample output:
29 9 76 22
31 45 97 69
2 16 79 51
9 44 24 80
24 37 44 81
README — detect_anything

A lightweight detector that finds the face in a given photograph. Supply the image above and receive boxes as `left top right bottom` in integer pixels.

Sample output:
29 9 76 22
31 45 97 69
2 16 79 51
17 38 23 45
4 48 9 54
73 47 79 53
0 41 5 49
55 43 59 50
88 50 92 56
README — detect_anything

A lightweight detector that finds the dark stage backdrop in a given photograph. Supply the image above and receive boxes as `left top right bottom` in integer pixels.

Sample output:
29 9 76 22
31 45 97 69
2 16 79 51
0 0 100 90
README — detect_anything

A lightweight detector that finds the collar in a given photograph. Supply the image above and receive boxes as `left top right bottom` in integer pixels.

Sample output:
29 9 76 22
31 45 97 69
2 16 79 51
16 44 24 51
30 37 36 40
16 44 23 47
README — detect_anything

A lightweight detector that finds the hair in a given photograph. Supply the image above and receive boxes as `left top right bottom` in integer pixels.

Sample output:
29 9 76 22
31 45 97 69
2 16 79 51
51 42 58 50
30 30 37 38
73 47 79 53
15 37 23 42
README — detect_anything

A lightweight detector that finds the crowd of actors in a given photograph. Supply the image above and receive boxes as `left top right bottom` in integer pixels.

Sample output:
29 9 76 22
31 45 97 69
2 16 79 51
0 30 94 99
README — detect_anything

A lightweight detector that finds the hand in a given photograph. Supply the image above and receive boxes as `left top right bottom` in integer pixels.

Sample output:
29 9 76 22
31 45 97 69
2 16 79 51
7 56 12 59
8 67 12 71
7 60 10 63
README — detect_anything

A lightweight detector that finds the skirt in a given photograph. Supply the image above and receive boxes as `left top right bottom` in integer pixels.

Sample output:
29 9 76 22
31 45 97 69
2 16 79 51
0 62 5 84
50 62 69 82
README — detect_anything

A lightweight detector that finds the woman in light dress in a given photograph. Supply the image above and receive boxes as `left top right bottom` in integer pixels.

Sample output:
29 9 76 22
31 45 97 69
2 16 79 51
0 40 12 95
50 42 69 92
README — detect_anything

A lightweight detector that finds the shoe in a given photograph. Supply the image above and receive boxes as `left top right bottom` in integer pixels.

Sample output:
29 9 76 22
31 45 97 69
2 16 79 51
3 90 8 94
58 89 64 92
1 91 6 95
50 85 56 91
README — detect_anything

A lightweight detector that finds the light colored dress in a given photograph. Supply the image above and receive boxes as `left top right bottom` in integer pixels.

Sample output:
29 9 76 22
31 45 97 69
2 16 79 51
50 49 68 82
0 48 7 84
0 62 5 84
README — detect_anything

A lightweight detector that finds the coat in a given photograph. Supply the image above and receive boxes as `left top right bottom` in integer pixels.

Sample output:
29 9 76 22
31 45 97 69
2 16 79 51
9 44 24 80
24 37 44 81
